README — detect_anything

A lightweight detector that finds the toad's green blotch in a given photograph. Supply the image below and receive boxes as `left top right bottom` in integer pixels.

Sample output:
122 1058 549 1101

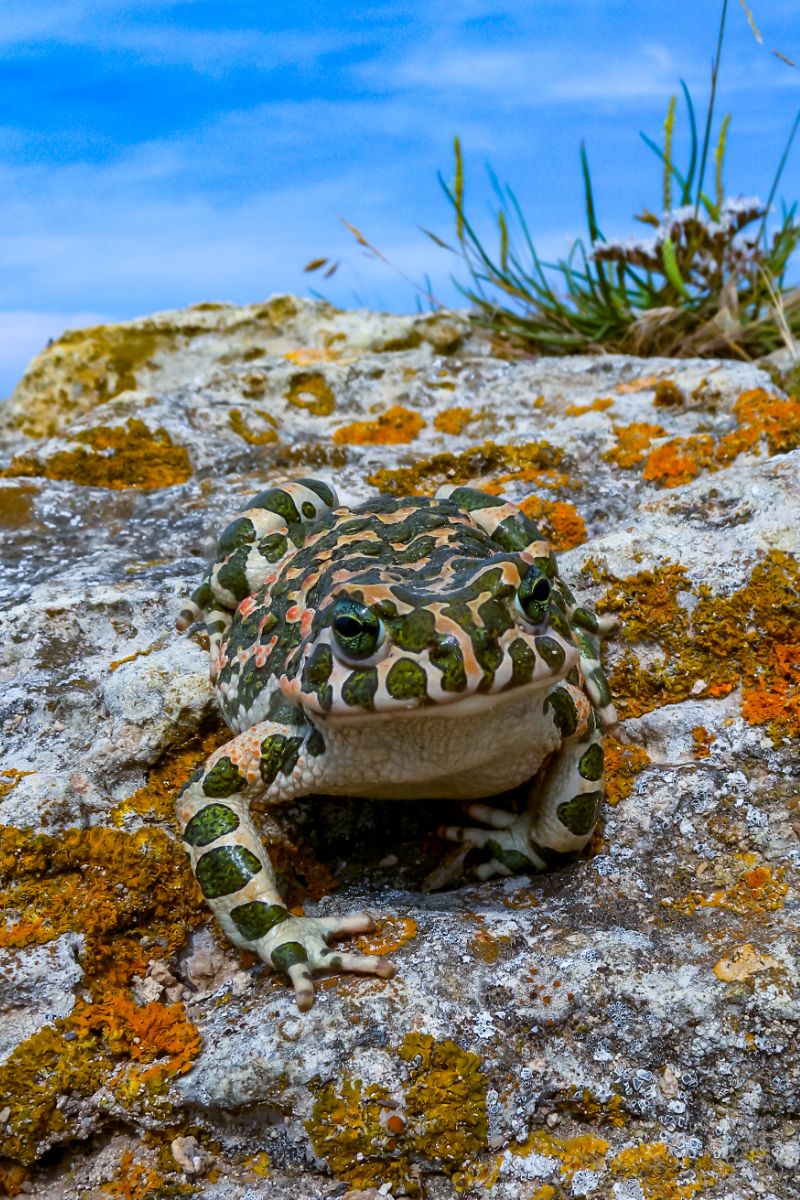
177 479 616 1010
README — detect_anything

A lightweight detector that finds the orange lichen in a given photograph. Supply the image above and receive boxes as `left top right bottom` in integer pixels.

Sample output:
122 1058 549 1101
228 407 279 446
608 387 800 487
597 550 800 737
283 347 340 366
285 371 336 416
434 406 477 435
4 419 192 490
603 422 666 469
334 405 426 446
642 435 714 488
604 738 651 806
101 1150 165 1199
564 397 614 417
0 824 203 994
610 1142 731 1199
615 374 661 394
713 942 780 983
357 916 418 956
663 859 788 918
719 387 800 460
519 495 587 551
691 726 715 759
369 440 564 496
0 991 200 1164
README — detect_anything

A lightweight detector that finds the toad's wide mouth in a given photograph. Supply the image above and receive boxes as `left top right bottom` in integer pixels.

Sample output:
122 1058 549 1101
281 628 582 721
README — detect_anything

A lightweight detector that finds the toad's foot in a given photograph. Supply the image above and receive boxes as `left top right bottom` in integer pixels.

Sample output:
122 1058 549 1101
438 803 545 880
255 910 397 1011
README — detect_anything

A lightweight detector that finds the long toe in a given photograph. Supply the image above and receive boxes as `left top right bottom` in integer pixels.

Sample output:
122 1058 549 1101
318 951 396 978
463 803 517 829
438 823 494 848
289 962 315 1011
319 912 377 938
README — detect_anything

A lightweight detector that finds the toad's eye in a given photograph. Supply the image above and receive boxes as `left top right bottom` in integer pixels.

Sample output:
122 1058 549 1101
331 598 384 660
517 569 552 626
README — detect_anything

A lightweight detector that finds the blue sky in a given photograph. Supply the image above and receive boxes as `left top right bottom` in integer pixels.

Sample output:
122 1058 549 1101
0 0 798 395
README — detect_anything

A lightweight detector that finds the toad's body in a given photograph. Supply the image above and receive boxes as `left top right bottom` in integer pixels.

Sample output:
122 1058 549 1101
177 479 616 1009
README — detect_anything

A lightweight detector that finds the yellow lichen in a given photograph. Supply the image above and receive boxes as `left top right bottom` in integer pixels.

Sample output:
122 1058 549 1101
285 371 336 416
109 645 158 672
0 770 34 803
4 419 192 490
398 1032 488 1190
306 1077 408 1193
434 406 478 435
519 495 587 551
610 1142 731 1199
101 1149 167 1199
512 1130 610 1179
369 440 564 496
0 485 36 529
652 380 686 408
228 407 279 446
334 405 426 446
553 1085 627 1128
305 1033 488 1197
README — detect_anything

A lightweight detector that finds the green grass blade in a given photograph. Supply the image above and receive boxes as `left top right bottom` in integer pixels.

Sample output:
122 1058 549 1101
714 112 732 213
680 80 699 203
641 133 689 194
580 140 604 243
758 106 800 249
695 0 730 215
453 136 465 242
662 236 692 299
664 95 676 212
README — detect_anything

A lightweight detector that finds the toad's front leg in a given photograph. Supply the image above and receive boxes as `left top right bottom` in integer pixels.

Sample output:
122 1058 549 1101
177 722 396 1010
437 681 604 881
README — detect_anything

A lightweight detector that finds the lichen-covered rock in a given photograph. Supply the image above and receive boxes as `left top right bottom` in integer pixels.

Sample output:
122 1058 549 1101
0 296 798 1198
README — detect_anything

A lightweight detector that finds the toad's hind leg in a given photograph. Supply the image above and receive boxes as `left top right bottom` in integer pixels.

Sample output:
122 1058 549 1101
177 720 395 1011
438 683 605 880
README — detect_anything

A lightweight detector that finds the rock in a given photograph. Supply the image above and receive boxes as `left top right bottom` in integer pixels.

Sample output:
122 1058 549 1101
0 296 798 1198
0 935 83 1063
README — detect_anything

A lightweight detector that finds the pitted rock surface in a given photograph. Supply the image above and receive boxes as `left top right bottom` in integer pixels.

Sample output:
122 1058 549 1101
0 295 798 1199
